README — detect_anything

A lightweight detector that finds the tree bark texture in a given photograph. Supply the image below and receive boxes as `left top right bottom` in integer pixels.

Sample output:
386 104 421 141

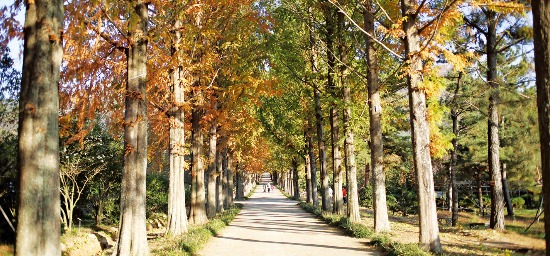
450 110 459 226
531 2 550 249
314 87 329 211
305 142 313 204
222 148 229 209
227 152 235 206
216 146 224 213
115 2 149 255
329 6 344 215
449 73 461 226
207 123 217 218
16 1 63 255
293 158 300 200
401 0 441 252
486 10 505 230
167 19 188 236
343 86 361 222
189 106 208 225
364 0 390 232
307 118 319 207
236 168 244 200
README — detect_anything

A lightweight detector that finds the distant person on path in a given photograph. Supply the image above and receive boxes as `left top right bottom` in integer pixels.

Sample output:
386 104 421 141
267 182 271 193
263 183 267 192
342 187 347 204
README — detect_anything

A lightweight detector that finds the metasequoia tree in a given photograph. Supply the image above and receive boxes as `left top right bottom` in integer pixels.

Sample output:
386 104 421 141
115 1 150 254
337 10 362 222
322 3 344 214
310 6 330 211
532 0 550 250
395 0 459 252
15 0 63 255
166 16 188 236
363 0 389 231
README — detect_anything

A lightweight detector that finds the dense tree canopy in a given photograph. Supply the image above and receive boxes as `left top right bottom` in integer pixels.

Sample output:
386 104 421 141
0 0 547 254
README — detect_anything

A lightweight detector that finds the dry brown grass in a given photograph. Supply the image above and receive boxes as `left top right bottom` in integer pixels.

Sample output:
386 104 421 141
359 208 545 255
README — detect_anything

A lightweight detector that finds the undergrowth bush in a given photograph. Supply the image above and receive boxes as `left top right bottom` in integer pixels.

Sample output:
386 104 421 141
152 204 242 255
297 201 429 256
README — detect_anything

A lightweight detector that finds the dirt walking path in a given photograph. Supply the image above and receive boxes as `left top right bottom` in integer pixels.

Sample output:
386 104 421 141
199 181 381 256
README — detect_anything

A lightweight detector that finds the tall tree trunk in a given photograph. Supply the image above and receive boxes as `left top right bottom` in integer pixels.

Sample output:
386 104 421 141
314 86 329 211
236 167 244 200
227 152 235 206
16 3 63 254
207 123 217 218
365 163 370 188
486 10 505 230
326 5 344 215
364 0 390 232
502 163 514 217
531 3 550 249
449 73 461 227
313 7 328 212
167 19 188 236
95 199 104 226
307 118 319 206
450 110 459 226
216 145 224 213
305 136 313 203
222 148 229 208
307 6 320 208
189 106 208 225
293 158 300 200
401 0 441 252
343 83 361 222
115 2 149 255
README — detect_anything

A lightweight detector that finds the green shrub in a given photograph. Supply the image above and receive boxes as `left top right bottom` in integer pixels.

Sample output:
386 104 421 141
298 201 430 256
146 172 169 216
358 186 372 207
371 235 429 256
152 204 242 255
511 197 525 209
339 218 374 238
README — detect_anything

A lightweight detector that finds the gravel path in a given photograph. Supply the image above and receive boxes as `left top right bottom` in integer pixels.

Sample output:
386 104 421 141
199 181 381 256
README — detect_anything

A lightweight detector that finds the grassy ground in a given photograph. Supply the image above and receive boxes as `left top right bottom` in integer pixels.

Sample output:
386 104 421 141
364 208 544 255
294 195 545 256
149 204 243 256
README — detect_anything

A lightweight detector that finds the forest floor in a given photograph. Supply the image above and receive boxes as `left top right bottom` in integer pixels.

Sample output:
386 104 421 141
358 208 545 255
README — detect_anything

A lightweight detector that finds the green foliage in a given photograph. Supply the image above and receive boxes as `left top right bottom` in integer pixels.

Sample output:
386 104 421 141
511 197 525 209
358 185 372 208
146 172 169 216
152 205 242 256
339 218 374 238
0 47 20 243
178 227 212 254
370 235 430 256
298 201 428 255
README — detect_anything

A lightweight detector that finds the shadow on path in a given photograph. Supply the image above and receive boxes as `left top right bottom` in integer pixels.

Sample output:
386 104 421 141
199 175 381 256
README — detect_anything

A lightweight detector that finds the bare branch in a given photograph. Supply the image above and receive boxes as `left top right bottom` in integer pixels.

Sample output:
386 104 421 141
329 0 404 60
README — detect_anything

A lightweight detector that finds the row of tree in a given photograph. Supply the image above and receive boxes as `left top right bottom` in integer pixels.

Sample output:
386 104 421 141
255 0 545 254
1 0 550 255
0 0 275 255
